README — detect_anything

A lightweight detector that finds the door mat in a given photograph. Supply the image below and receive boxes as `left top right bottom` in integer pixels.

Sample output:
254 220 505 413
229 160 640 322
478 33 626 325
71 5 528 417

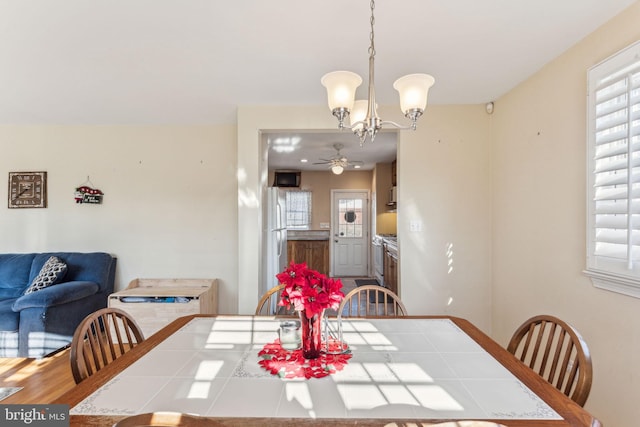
354 279 386 303
354 279 379 287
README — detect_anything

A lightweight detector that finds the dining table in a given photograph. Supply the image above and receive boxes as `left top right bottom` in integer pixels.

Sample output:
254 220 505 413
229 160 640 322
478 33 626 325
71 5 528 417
53 314 602 427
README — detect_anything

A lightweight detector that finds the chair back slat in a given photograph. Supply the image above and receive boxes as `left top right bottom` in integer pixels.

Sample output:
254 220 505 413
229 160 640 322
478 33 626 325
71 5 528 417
70 308 145 384
506 314 592 407
255 284 296 316
338 285 407 318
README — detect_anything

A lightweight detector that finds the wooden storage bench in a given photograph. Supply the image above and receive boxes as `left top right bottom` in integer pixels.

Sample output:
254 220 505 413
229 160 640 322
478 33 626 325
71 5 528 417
108 278 218 338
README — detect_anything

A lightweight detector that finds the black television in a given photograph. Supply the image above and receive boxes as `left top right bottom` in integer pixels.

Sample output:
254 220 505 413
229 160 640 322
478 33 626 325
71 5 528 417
273 171 301 187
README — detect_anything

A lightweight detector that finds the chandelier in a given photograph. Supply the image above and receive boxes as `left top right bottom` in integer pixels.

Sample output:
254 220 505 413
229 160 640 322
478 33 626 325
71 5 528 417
321 0 435 145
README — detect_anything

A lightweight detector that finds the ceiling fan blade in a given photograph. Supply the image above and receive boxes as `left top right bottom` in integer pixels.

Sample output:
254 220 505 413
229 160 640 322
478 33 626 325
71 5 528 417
312 157 336 165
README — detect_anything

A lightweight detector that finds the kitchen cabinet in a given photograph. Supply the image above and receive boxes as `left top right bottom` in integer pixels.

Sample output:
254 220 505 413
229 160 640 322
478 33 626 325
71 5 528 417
383 242 398 295
287 240 329 275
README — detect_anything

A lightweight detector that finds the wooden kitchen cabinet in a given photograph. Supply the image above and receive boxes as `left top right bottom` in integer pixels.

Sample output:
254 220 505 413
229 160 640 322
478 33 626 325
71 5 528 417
383 243 398 295
287 240 329 275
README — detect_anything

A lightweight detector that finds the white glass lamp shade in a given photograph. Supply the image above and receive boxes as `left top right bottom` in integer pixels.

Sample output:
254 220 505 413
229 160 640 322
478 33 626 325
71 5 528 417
393 73 435 114
331 164 344 175
349 100 369 130
321 71 362 112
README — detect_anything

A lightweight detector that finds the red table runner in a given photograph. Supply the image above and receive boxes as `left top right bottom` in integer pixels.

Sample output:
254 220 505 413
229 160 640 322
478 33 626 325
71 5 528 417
258 339 352 379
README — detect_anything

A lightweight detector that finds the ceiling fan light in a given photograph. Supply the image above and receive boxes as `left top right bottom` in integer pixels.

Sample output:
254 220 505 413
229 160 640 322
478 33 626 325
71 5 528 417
393 73 435 115
321 71 362 112
331 164 344 175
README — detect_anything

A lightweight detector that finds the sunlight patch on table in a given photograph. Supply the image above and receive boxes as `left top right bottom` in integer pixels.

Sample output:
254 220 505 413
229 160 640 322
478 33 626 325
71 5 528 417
337 384 388 409
362 333 392 345
194 360 223 381
379 385 420 406
187 381 211 399
362 363 399 382
388 363 434 382
348 322 378 332
285 383 316 418
206 331 253 344
204 344 235 349
407 385 464 411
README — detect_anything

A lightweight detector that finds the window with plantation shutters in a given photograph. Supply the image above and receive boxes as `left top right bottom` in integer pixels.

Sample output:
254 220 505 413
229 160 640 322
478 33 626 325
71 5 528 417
586 40 640 297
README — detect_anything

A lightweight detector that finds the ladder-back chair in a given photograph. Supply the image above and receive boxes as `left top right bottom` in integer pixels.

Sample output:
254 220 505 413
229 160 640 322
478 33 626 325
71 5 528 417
506 314 593 407
70 307 145 384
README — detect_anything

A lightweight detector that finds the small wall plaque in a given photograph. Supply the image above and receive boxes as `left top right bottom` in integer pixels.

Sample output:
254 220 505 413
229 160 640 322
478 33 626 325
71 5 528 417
74 177 104 204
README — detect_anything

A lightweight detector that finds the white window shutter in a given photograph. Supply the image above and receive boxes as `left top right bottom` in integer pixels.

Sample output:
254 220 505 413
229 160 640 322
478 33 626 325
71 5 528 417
586 40 640 295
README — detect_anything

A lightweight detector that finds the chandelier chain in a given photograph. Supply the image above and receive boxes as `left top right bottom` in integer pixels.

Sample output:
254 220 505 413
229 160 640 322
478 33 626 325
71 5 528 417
369 0 376 58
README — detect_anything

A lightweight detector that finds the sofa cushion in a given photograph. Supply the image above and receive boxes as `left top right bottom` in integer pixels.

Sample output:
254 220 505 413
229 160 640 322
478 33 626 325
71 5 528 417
23 256 68 295
29 252 115 294
0 253 36 297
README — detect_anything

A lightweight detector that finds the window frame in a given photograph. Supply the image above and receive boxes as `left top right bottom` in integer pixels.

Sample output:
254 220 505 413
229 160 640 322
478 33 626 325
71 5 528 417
585 39 640 298
285 190 312 230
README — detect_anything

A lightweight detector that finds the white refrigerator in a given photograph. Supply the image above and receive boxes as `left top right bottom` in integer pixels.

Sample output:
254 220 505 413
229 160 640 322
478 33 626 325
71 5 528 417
262 187 288 309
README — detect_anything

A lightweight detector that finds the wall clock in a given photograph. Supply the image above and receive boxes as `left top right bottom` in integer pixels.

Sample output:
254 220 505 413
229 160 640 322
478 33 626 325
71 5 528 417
8 172 47 208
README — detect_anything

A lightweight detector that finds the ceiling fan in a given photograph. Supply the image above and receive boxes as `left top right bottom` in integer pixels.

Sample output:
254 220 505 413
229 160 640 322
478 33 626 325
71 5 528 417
313 143 363 175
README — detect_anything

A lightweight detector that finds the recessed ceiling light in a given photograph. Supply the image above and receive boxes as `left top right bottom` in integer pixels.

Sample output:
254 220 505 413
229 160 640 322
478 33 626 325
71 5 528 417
300 158 308 163
354 165 361 169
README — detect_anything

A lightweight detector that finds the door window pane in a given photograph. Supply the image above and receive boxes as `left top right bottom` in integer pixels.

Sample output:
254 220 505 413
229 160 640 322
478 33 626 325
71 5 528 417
338 198 363 237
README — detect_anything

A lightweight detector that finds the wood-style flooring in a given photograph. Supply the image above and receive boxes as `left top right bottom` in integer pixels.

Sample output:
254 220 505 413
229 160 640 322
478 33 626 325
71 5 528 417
0 348 76 404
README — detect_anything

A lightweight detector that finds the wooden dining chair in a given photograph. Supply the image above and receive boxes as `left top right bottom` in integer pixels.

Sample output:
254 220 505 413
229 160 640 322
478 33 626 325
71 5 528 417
70 307 145 384
429 422 508 427
506 314 592 407
255 284 296 316
430 420 507 427
338 285 407 317
114 412 223 426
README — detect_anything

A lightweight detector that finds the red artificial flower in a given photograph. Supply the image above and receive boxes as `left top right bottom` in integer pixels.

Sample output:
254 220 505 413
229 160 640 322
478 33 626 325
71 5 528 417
276 262 344 319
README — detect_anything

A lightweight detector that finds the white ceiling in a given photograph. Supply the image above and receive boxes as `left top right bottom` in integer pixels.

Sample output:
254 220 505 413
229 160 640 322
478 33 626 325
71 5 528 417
266 130 398 172
1 0 636 169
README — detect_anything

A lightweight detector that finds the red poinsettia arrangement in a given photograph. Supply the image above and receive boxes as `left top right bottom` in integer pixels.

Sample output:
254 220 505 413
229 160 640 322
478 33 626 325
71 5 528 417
276 262 344 319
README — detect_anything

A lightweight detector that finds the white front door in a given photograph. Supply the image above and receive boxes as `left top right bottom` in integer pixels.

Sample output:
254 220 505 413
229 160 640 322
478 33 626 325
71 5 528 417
331 190 369 277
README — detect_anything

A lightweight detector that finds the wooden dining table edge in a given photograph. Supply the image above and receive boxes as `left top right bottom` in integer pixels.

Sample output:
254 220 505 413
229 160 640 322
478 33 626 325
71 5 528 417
54 314 602 427
53 313 197 408
67 415 583 427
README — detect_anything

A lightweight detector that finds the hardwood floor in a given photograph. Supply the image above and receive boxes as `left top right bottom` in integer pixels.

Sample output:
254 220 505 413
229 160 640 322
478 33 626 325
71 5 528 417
0 348 76 404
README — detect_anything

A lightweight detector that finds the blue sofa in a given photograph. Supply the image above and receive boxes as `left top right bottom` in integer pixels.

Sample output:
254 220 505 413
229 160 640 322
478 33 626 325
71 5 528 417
0 252 117 358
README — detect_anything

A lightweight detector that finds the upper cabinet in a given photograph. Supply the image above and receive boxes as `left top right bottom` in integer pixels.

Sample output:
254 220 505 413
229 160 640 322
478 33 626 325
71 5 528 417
391 159 397 187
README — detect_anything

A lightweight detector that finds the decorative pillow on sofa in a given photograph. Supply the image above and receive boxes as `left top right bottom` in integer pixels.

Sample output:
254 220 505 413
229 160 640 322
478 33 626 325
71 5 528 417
23 256 68 295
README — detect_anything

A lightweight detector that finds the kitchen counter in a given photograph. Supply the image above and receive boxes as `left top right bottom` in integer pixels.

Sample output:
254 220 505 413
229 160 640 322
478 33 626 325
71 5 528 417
382 236 397 251
287 230 330 241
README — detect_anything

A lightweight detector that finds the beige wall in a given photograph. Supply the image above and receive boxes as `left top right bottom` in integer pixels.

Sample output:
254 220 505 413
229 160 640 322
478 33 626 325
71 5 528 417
398 105 493 331
0 125 238 314
491 3 640 426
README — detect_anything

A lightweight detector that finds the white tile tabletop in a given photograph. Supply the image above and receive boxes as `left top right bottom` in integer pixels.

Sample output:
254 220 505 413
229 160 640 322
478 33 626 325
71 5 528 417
71 316 561 421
